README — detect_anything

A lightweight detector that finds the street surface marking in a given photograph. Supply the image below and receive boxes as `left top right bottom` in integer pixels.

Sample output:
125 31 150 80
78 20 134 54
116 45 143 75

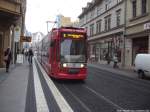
33 59 49 112
35 58 74 112
84 85 124 110
63 85 91 112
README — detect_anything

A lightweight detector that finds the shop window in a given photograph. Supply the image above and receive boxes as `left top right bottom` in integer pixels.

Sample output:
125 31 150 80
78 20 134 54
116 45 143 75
141 0 147 14
90 24 94 36
104 15 111 31
96 20 102 34
116 9 121 26
117 0 122 4
132 37 148 64
132 0 137 17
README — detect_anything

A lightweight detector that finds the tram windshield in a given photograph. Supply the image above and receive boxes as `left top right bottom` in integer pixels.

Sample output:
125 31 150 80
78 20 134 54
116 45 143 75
60 38 86 63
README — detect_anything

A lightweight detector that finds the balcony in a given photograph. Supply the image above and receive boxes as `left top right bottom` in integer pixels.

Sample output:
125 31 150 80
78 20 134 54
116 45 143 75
6 0 21 4
0 0 21 22
0 0 21 15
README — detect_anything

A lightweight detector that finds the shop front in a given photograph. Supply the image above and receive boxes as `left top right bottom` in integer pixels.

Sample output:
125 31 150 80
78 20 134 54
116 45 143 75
132 36 149 64
88 34 123 64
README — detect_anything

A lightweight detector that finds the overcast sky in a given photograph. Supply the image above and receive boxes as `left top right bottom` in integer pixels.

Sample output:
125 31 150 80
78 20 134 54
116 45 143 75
25 0 92 35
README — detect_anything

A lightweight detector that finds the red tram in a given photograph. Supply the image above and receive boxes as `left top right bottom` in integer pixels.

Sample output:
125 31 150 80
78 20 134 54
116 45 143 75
37 27 87 80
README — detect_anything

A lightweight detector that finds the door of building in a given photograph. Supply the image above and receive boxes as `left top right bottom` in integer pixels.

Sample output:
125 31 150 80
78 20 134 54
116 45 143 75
132 37 148 64
0 33 3 67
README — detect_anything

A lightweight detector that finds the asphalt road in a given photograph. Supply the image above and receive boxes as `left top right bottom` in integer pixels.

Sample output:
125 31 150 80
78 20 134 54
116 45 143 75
25 61 150 112
1 60 149 112
52 66 150 112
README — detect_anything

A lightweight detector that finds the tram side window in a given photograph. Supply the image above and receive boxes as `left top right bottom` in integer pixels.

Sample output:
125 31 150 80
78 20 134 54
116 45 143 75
50 40 55 61
50 40 55 47
56 42 59 61
46 42 49 58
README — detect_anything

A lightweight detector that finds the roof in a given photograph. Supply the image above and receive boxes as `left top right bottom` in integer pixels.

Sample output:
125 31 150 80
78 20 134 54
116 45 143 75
78 0 102 18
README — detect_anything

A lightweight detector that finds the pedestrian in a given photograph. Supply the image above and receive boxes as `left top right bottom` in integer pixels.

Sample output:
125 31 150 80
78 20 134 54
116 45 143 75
113 54 118 68
24 50 28 61
21 49 25 63
28 48 33 64
105 52 110 64
4 47 12 72
21 48 24 54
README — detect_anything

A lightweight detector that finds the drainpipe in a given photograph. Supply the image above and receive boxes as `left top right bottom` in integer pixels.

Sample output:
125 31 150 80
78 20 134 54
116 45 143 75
10 25 15 65
122 0 127 67
12 26 16 64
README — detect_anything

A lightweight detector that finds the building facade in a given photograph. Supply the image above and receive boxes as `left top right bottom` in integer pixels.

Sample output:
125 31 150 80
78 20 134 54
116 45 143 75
31 32 44 51
67 20 80 28
125 0 150 67
79 0 125 65
56 14 72 28
0 0 26 67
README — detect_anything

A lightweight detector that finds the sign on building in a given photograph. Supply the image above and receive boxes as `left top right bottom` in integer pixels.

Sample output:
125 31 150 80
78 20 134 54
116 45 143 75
144 23 150 30
16 54 23 64
20 36 32 42
14 26 21 42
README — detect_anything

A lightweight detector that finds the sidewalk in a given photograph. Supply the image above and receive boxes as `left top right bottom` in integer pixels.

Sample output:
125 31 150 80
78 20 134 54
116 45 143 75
0 63 29 112
0 64 16 84
88 61 138 78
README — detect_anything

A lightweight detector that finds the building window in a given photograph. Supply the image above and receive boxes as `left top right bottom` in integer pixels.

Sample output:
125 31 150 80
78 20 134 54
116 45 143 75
85 27 88 31
90 12 92 19
90 10 95 19
105 1 111 11
141 0 147 14
97 7 102 16
132 0 137 17
90 24 94 36
116 9 121 26
88 13 90 21
96 20 102 34
85 27 88 34
85 27 89 37
105 4 109 11
86 13 90 22
105 15 111 31
117 0 122 4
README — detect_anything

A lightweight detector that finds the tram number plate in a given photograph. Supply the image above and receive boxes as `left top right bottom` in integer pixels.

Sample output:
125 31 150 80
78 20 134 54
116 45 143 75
68 69 79 74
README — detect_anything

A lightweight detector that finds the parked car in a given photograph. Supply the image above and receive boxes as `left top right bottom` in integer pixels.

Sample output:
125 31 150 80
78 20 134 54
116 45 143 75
134 54 150 78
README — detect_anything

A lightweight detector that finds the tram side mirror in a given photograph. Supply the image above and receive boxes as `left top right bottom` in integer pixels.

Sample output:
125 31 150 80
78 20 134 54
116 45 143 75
50 40 55 47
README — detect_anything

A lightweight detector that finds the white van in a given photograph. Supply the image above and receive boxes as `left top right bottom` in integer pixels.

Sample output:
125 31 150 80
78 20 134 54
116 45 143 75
134 54 150 78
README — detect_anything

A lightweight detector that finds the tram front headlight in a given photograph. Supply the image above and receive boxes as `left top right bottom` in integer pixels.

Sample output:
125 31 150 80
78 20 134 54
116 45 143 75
63 63 67 67
80 64 84 68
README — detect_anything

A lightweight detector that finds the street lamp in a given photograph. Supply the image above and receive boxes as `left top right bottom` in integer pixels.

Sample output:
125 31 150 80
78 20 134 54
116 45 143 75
46 21 57 33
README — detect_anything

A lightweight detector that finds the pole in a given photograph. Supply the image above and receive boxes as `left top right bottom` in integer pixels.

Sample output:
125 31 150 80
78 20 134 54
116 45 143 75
122 0 127 67
12 26 15 65
46 21 49 33
46 21 57 34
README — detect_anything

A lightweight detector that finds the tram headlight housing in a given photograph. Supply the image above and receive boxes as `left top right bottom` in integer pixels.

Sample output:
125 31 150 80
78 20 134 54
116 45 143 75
63 63 67 68
80 64 84 68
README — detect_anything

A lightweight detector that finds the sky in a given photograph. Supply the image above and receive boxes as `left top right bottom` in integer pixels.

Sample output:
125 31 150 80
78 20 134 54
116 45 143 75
25 0 92 35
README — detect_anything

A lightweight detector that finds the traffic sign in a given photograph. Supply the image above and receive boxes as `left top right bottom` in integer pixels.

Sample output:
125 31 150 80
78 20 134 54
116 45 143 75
20 36 32 42
14 26 21 42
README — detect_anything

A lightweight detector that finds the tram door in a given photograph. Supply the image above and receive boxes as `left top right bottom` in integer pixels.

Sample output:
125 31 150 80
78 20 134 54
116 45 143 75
50 40 58 75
